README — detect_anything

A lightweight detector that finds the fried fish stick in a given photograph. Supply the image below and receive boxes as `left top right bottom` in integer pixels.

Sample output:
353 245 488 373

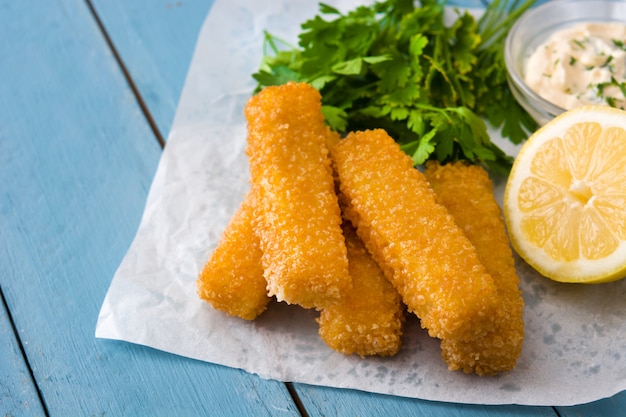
245 82 350 310
424 161 524 375
318 222 404 357
331 129 499 342
197 189 270 320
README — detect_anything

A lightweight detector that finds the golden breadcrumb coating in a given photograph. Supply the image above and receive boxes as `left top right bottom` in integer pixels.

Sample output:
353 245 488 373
318 222 405 357
424 161 525 375
331 129 499 342
197 190 270 320
245 82 351 310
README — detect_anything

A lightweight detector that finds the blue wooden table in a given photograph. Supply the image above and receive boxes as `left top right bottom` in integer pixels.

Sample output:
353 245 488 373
1 0 625 415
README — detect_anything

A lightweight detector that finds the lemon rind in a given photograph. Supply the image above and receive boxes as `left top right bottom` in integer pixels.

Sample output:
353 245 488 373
504 105 626 284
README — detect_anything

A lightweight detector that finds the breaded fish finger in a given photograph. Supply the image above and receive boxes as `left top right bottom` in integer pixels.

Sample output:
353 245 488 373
331 129 499 342
245 82 351 310
197 189 270 320
318 222 404 357
424 161 524 375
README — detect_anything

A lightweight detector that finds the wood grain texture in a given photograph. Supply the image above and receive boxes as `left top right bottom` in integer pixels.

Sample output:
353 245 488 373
0 0 297 415
86 0 626 415
0 0 619 414
90 0 216 141
557 391 626 417
0 291 46 417
293 384 559 417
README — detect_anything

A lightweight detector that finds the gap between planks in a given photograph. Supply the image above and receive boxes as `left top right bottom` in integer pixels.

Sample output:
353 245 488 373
84 0 166 149
1 285 50 417
76 2 568 416
81 3 314 416
286 383 310 417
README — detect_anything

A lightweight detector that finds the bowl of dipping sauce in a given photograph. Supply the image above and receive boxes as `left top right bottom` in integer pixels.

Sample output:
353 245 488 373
505 0 626 125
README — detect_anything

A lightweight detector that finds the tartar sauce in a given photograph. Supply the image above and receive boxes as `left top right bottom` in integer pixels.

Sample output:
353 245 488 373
525 22 626 110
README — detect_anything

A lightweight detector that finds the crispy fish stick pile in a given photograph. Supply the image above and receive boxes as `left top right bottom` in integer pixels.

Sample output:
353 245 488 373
424 161 525 375
331 129 499 342
197 190 270 320
245 82 351 310
318 222 405 357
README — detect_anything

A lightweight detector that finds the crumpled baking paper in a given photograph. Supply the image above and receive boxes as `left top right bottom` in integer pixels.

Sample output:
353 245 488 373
95 0 626 406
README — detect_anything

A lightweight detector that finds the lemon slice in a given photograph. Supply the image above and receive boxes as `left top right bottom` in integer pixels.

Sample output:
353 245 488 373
504 105 626 283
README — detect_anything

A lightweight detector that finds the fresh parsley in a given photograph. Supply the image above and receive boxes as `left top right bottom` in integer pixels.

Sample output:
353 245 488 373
252 0 537 174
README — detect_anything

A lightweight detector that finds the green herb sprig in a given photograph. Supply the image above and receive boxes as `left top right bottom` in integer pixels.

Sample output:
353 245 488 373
253 0 537 174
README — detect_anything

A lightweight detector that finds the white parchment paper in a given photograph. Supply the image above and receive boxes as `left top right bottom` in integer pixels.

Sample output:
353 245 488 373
96 0 626 406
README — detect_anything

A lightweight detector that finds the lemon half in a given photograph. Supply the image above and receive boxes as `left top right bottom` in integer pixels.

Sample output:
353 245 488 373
504 105 626 283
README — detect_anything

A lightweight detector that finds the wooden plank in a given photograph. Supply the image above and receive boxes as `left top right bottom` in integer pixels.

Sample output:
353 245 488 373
557 392 626 417
0 0 298 415
89 0 216 140
89 0 624 415
292 384 559 416
0 290 46 417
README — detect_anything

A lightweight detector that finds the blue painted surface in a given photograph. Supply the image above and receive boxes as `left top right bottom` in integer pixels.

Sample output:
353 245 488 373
558 391 626 417
0 293 45 417
0 0 297 415
1 0 625 415
293 384 559 416
90 0 218 140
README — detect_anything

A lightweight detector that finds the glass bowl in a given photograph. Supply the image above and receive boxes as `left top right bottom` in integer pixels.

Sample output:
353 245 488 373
505 0 626 125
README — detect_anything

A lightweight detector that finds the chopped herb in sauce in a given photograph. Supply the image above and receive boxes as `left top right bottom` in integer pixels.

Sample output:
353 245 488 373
525 22 626 110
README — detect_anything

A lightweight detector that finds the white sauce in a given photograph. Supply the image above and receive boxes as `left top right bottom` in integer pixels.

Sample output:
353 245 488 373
525 22 626 110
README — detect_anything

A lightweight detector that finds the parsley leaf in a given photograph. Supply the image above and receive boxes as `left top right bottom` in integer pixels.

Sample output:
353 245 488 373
252 0 537 174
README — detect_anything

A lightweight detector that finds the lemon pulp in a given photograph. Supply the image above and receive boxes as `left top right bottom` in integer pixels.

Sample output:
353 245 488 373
504 106 626 283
